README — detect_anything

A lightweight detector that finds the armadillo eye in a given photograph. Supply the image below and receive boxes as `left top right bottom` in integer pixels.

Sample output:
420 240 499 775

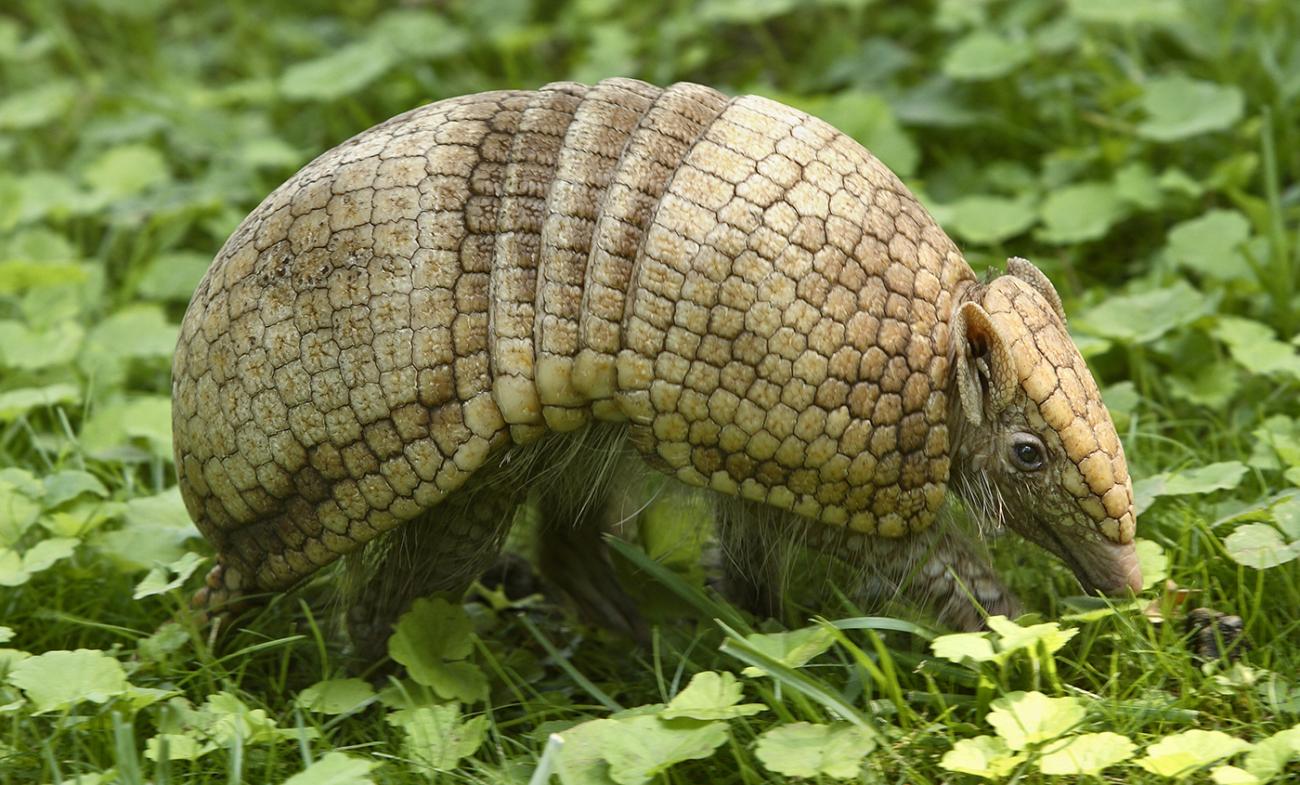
1009 434 1046 472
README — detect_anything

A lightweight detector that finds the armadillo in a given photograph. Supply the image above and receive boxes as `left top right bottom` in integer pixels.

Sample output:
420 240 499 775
172 78 1141 649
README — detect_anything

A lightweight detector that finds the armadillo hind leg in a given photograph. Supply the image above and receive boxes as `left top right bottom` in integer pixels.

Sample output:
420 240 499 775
536 502 645 639
712 495 796 621
532 423 646 638
344 482 523 662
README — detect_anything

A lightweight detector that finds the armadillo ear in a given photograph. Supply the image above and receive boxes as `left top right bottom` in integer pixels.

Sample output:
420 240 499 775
952 301 1017 426
1007 257 1067 325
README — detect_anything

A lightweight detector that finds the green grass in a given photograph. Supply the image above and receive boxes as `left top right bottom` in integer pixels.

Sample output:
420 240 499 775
2 0 1299 782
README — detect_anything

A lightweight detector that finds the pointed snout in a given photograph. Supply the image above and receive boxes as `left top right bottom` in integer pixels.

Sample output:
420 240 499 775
1089 538 1143 596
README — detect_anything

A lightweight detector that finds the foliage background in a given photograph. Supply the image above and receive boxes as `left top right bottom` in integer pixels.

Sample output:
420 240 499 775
0 0 1298 782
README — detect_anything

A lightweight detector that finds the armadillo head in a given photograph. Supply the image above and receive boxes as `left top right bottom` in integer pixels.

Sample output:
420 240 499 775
947 258 1141 597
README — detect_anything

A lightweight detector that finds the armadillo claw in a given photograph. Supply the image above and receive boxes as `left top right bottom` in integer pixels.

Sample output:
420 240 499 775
190 561 256 629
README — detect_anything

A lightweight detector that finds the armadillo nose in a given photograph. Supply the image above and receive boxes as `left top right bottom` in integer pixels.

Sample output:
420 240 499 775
1100 539 1143 596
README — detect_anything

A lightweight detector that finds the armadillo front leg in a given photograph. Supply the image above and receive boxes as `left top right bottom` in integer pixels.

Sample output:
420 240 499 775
713 498 1018 630
345 483 522 662
536 502 646 639
834 522 1020 630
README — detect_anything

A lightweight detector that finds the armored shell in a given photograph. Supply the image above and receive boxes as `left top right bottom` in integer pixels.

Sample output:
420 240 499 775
173 78 1084 602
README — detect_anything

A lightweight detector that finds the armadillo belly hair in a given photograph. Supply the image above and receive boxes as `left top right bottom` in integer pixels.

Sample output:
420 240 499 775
710 481 1000 620
337 421 656 610
336 416 997 625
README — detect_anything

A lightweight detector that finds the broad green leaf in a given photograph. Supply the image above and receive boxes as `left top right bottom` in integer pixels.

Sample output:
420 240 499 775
754 722 876 780
1167 362 1241 410
569 18 635 82
0 474 42 546
986 617 1077 659
80 395 175 460
1224 524 1300 570
83 144 170 198
1256 673 1300 715
0 536 69 586
1136 461 1249 515
7 649 129 712
296 678 376 715
0 226 79 264
1102 381 1140 432
700 0 799 24
234 136 302 170
1068 0 1183 25
558 715 728 785
283 752 378 785
129 687 178 713
81 306 177 369
661 671 765 720
1166 210 1253 281
986 691 1085 750
1038 732 1136 775
738 625 835 677
1273 496 1300 540
0 320 83 370
1034 15 1082 54
0 383 81 422
1211 765 1261 785
388 596 487 703
1164 461 1249 496
1251 417 1300 472
945 195 1038 245
1137 76 1244 141
94 487 193 572
203 691 300 746
145 732 212 762
603 716 729 785
138 622 189 663
1214 318 1300 379
942 31 1030 81
280 41 396 101
1136 730 1252 778
0 258 86 292
369 9 469 59
43 470 108 508
892 78 981 128
0 81 78 130
0 469 41 497
1158 167 1206 197
1134 539 1169 590
133 551 204 598
21 536 78 573
1242 724 1300 782
388 704 488 773
932 631 997 664
1037 182 1127 244
0 549 25 586
136 251 211 302
939 735 1025 779
0 627 12 643
555 719 623 785
1114 162 1163 209
45 500 122 540
1074 281 1211 344
204 691 297 748
5 171 86 224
